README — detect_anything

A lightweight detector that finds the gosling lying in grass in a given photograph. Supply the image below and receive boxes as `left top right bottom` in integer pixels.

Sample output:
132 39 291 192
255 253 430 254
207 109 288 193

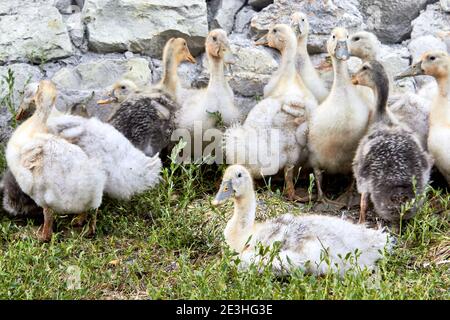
212 165 393 276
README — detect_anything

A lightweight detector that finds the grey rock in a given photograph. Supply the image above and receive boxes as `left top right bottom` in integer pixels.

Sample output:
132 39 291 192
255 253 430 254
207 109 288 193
411 3 450 39
210 0 246 33
0 64 44 109
52 57 152 90
234 6 258 34
82 0 209 58
0 4 73 64
227 35 278 97
251 0 365 53
0 64 43 143
248 0 273 10
358 0 429 43
235 95 258 117
64 12 86 49
441 0 450 12
55 0 77 14
408 35 447 62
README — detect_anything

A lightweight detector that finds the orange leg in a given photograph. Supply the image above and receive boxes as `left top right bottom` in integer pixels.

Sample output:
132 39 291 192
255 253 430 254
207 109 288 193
359 193 369 224
38 207 54 242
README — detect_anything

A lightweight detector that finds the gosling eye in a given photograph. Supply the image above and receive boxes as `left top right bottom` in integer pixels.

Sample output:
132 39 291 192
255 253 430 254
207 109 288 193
223 186 229 192
429 56 436 61
332 35 336 39
353 37 360 41
212 36 217 41
302 18 305 22
237 172 242 178
273 29 277 33
362 66 369 71
121 86 126 90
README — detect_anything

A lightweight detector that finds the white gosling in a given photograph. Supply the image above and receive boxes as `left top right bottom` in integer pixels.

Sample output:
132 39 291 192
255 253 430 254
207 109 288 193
224 24 317 200
308 27 371 202
6 80 106 241
396 51 450 185
212 165 393 276
47 114 162 200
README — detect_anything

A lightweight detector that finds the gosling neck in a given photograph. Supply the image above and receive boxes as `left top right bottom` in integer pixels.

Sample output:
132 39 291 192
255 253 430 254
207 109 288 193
225 188 257 251
264 39 298 97
436 71 450 98
371 75 390 123
331 56 351 89
207 53 228 89
278 40 298 80
430 68 450 125
160 54 180 98
296 36 314 71
34 105 53 124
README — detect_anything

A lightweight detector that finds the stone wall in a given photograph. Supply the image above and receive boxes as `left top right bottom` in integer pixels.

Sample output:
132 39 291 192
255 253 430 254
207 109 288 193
1 0 448 143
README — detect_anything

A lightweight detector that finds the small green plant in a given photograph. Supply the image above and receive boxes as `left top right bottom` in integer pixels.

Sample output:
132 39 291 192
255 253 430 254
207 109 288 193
0 144 6 174
207 110 225 130
0 69 17 128
25 49 49 69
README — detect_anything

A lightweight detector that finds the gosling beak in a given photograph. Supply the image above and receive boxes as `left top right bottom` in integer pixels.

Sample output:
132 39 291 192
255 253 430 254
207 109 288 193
255 33 269 46
15 104 28 121
351 75 359 85
211 180 233 206
223 47 236 65
97 91 118 105
97 97 118 105
186 52 197 64
335 41 349 61
394 61 424 80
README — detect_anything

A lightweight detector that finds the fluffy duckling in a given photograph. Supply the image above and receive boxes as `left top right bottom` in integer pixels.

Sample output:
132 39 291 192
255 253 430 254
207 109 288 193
98 79 178 157
212 165 392 276
175 29 240 132
349 31 430 148
308 28 371 203
352 61 432 224
6 80 106 241
396 51 450 185
45 114 162 201
224 24 317 200
1 83 93 219
290 12 329 103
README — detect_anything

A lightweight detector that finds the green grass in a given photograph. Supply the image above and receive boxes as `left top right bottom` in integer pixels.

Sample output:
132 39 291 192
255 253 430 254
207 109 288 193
0 145 448 300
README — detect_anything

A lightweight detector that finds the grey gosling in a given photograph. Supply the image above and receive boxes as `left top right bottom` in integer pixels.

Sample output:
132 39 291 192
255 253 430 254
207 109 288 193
352 60 433 224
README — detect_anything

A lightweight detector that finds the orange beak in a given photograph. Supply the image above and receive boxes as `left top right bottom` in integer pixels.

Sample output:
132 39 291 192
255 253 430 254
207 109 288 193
255 33 269 46
97 97 118 105
351 76 359 85
15 103 29 121
185 52 196 64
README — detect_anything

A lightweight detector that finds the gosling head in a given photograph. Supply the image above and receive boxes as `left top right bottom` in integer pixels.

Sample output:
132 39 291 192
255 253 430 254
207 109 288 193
206 29 236 65
163 37 196 65
16 80 56 121
255 24 296 53
352 60 388 90
349 31 380 61
97 79 138 105
212 165 254 206
327 27 350 61
15 82 39 121
395 51 450 80
290 12 310 40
